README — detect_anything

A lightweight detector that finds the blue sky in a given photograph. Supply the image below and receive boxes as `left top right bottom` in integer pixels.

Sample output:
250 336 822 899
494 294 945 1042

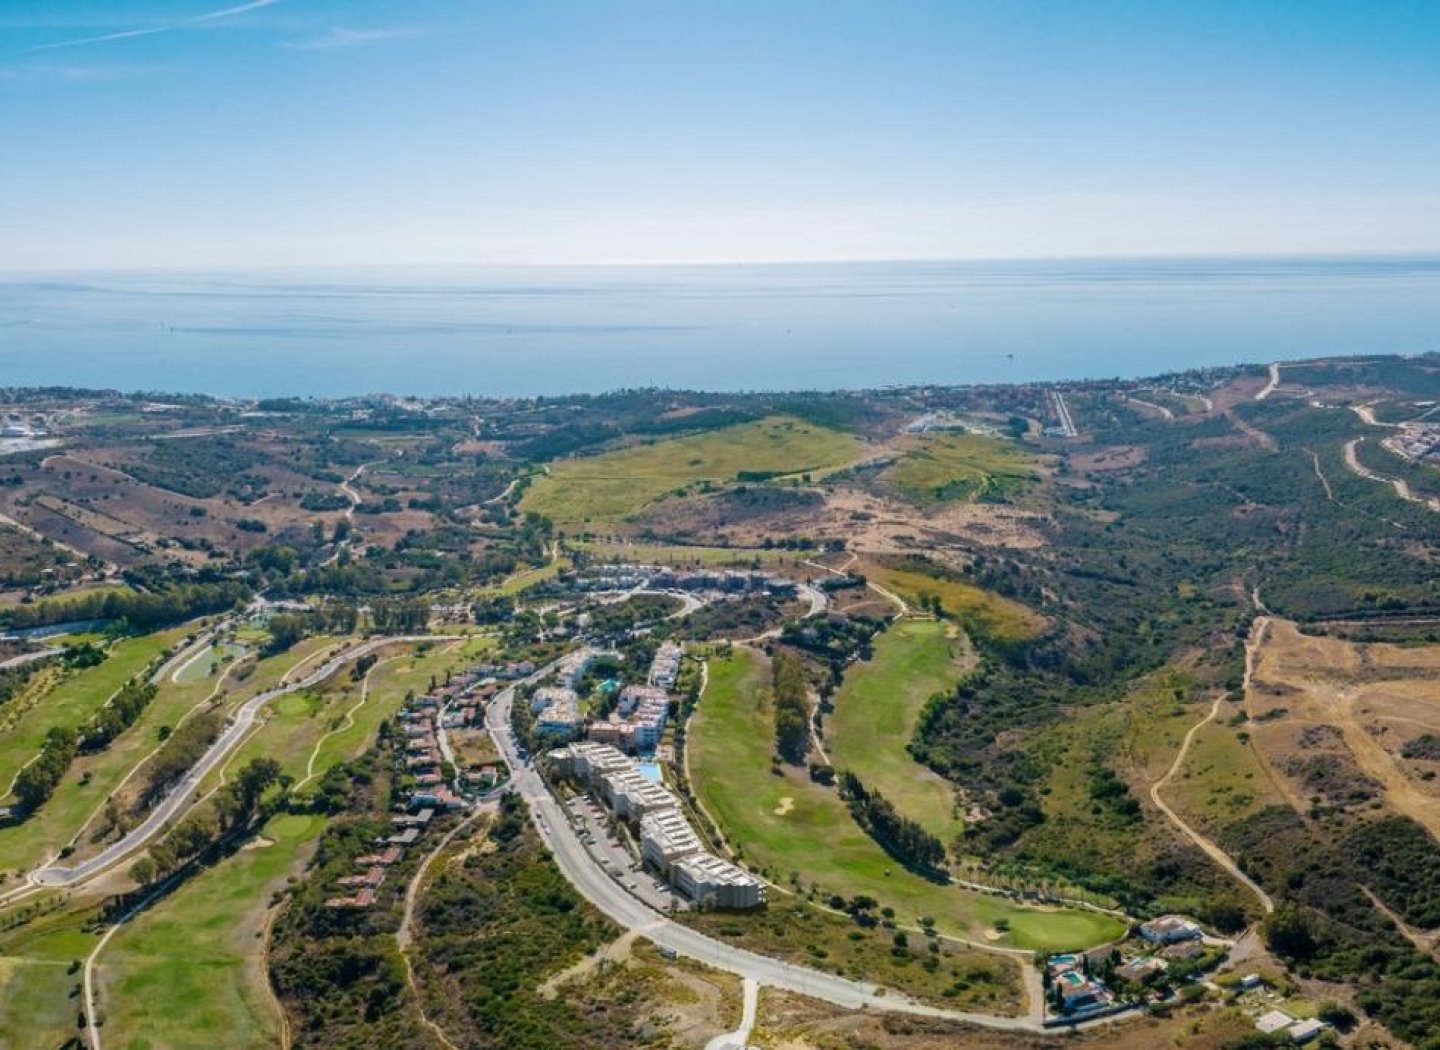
3 0 1439 267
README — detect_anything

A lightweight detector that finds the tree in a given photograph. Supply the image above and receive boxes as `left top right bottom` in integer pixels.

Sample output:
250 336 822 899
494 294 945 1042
265 613 307 655
129 855 157 887
772 649 810 764
1263 904 1317 959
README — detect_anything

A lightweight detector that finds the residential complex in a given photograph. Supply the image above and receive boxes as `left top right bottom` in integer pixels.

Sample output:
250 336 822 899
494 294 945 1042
671 853 766 910
552 742 764 909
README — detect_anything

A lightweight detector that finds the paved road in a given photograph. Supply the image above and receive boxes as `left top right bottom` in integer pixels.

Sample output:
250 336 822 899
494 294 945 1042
483 658 1092 1034
1051 390 1078 437
32 634 450 887
796 581 826 618
0 648 62 671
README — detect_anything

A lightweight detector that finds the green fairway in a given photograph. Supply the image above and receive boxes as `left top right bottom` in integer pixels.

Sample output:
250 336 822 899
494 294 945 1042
882 432 1037 506
0 627 190 800
97 636 487 1045
827 619 969 840
688 649 1123 953
223 636 344 705
300 636 490 785
0 896 104 1047
215 637 475 794
98 811 325 1049
0 635 243 875
520 416 862 526
493 556 571 595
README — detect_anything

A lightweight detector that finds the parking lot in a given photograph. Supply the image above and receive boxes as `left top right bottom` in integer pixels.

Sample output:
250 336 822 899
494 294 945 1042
563 794 684 912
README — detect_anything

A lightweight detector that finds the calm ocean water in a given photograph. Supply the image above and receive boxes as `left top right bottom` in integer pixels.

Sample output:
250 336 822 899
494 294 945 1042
2 258 1439 398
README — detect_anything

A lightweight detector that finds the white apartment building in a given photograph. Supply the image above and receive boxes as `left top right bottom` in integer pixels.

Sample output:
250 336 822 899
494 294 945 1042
601 768 680 820
640 809 704 874
551 742 631 782
671 853 765 910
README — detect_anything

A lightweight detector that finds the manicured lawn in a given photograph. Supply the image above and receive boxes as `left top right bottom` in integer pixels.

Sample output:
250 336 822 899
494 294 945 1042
0 636 240 875
520 416 862 526
302 637 485 783
0 626 190 799
97 635 490 1045
827 619 969 840
214 637 475 793
0 956 87 1047
98 812 325 1049
0 897 104 1047
882 433 1037 506
223 636 345 705
689 649 1123 953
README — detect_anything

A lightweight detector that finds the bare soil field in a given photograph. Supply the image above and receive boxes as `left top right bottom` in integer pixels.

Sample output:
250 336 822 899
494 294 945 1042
820 489 1048 553
1069 445 1146 472
1246 619 1440 837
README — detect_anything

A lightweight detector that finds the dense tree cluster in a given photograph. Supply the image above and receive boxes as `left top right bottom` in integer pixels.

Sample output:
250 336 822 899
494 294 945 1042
265 599 368 654
771 649 810 764
409 794 635 1050
840 771 946 874
0 579 249 631
143 710 224 806
13 726 78 812
121 435 272 500
1229 804 1440 1045
133 757 284 886
0 659 50 710
368 600 430 634
1345 816 1440 928
80 678 157 753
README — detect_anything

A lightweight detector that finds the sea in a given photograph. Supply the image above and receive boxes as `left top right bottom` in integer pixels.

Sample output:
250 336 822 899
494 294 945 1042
2 257 1439 399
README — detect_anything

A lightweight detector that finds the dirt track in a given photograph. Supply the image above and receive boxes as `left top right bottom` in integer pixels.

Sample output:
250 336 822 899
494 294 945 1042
1343 438 1440 512
1247 620 1440 844
1149 617 1274 914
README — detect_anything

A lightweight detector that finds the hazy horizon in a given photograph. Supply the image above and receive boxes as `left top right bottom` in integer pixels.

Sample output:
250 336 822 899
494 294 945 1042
4 256 1438 399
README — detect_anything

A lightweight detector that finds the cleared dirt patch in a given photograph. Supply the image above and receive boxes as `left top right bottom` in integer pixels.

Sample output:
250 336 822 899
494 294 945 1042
1247 619 1440 838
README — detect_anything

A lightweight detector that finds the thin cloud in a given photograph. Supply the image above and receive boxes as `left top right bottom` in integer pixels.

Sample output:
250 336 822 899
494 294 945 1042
23 0 281 53
0 61 153 83
285 27 418 51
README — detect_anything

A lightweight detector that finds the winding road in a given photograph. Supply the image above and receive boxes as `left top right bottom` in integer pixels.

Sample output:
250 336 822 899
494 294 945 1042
1125 396 1174 421
31 634 452 888
484 656 1133 1034
1149 699 1274 915
1343 438 1440 513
